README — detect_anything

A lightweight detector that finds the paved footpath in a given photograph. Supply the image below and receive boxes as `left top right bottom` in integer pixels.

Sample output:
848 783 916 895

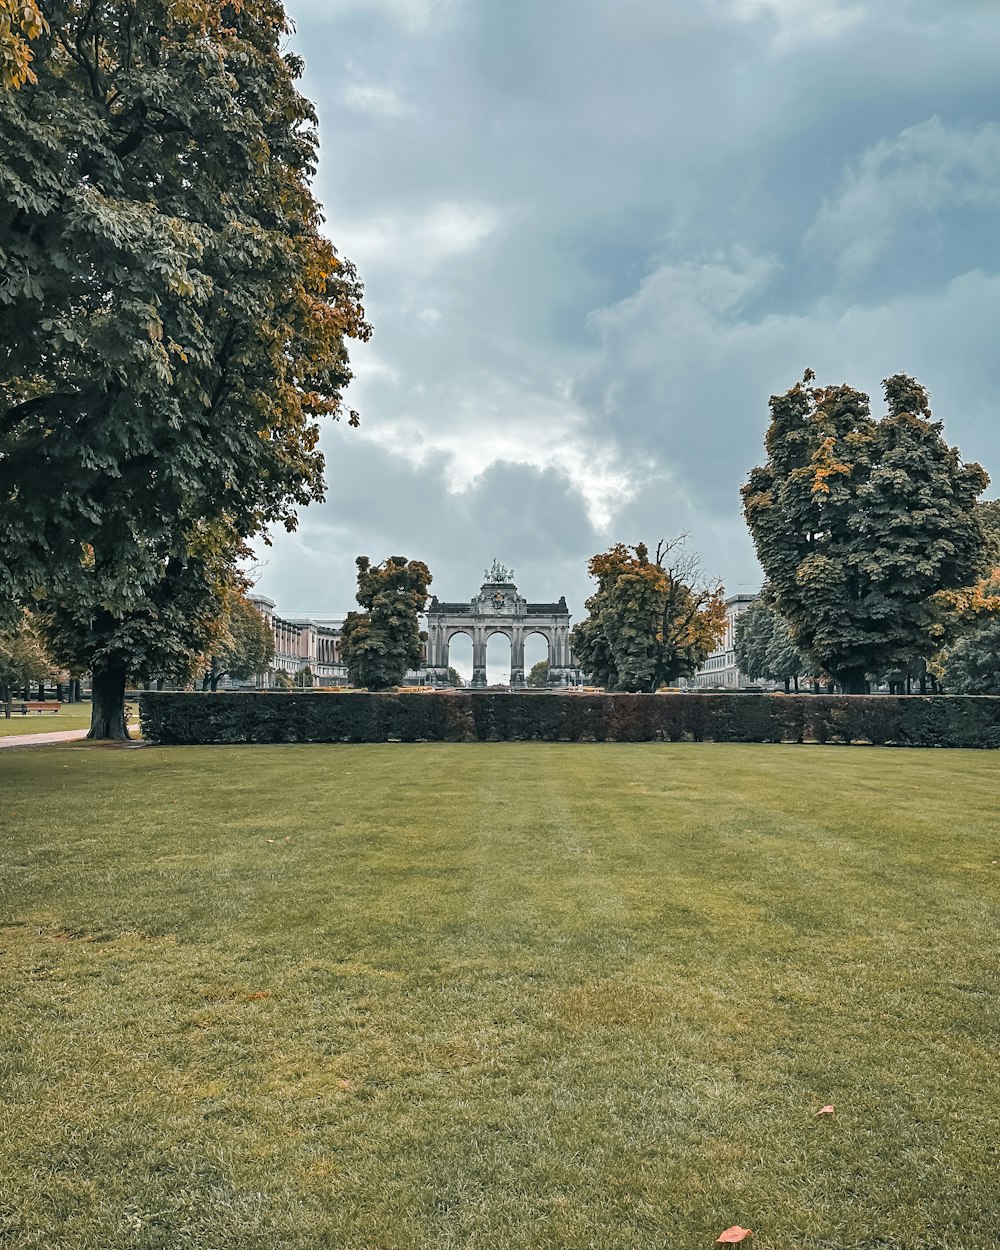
0 729 89 749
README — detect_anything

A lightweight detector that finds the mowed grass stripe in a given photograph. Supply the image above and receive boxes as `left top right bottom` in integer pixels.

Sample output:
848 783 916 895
0 743 997 1249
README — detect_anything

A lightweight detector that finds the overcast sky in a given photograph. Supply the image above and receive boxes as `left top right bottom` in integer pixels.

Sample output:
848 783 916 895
255 0 1000 652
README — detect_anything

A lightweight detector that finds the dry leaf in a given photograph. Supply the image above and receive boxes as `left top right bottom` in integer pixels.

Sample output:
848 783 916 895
336 1078 353 1090
284 836 291 842
717 1226 752 1244
245 991 270 1001
816 1104 835 1116
267 838 275 844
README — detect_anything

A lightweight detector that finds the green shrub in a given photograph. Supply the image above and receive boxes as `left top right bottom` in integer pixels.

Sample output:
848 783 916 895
139 691 1000 748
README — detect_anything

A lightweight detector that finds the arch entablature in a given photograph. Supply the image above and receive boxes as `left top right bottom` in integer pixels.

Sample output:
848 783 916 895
424 572 581 688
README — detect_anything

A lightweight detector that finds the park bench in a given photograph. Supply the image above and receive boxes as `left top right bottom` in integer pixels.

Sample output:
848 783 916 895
13 701 62 715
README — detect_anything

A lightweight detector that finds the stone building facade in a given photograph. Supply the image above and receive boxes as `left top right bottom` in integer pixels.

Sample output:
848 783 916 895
248 595 347 687
423 570 581 688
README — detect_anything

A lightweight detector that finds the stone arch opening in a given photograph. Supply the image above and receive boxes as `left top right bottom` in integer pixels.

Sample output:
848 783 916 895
445 630 474 686
486 630 512 687
523 631 551 684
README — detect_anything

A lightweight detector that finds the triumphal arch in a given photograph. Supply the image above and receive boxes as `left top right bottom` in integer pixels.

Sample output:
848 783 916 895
423 561 580 688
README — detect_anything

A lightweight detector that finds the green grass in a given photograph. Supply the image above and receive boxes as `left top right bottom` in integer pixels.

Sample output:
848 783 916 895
0 703 92 736
0 743 997 1250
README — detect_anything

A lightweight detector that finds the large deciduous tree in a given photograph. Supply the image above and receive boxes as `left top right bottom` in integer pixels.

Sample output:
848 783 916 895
571 540 726 692
0 0 370 737
202 589 274 691
340 556 432 691
742 372 991 694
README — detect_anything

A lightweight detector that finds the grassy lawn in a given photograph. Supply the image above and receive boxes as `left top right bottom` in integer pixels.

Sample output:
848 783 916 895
0 703 92 737
0 743 997 1250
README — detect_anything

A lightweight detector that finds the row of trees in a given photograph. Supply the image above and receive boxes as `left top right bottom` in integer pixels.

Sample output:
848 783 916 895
1 0 369 737
0 583 277 711
741 372 1000 694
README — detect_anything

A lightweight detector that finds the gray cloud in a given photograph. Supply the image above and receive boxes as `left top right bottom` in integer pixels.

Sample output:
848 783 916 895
253 0 1000 621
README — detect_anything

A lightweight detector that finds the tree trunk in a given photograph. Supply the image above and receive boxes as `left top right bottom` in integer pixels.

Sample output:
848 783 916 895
784 677 790 693
210 670 223 692
840 668 867 695
88 659 130 740
793 675 799 693
37 680 45 700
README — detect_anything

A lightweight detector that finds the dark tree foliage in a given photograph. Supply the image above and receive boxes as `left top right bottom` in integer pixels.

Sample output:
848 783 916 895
0 0 370 736
571 539 726 692
0 606 58 703
742 372 991 693
942 616 1000 694
526 659 549 687
734 594 812 691
340 556 432 691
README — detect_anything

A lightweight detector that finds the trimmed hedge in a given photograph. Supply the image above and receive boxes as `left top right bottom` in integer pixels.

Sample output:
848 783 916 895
139 691 1000 748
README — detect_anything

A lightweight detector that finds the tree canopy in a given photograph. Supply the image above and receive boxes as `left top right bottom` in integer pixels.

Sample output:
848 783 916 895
0 0 369 735
571 540 726 692
526 659 549 687
941 613 1000 694
742 372 991 693
202 590 274 691
340 556 432 691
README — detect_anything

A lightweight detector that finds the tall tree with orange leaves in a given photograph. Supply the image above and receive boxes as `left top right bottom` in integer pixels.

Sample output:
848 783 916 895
742 372 990 693
0 1 370 736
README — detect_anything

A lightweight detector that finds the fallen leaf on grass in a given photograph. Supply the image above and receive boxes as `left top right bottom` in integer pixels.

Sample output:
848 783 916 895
716 1227 752 1243
284 836 291 842
245 991 270 1001
336 1078 353 1090
816 1104 835 1116
267 839 275 844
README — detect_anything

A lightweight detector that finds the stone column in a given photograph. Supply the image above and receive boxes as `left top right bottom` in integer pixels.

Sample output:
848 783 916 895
471 628 487 688
510 628 525 688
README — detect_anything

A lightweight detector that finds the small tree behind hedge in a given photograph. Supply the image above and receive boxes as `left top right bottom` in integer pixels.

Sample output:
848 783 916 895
340 556 432 690
572 539 726 692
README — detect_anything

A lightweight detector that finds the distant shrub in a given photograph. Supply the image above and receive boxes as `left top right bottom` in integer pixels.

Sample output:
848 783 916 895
139 691 1000 748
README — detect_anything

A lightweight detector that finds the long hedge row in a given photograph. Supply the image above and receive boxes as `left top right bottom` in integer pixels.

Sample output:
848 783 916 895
138 691 1000 748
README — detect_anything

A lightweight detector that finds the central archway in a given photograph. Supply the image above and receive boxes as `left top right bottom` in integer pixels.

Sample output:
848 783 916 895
486 631 512 687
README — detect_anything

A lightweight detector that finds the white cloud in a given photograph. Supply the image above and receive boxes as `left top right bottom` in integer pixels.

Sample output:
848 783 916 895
721 0 864 48
340 83 413 119
806 118 1000 279
336 202 503 274
290 0 459 34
